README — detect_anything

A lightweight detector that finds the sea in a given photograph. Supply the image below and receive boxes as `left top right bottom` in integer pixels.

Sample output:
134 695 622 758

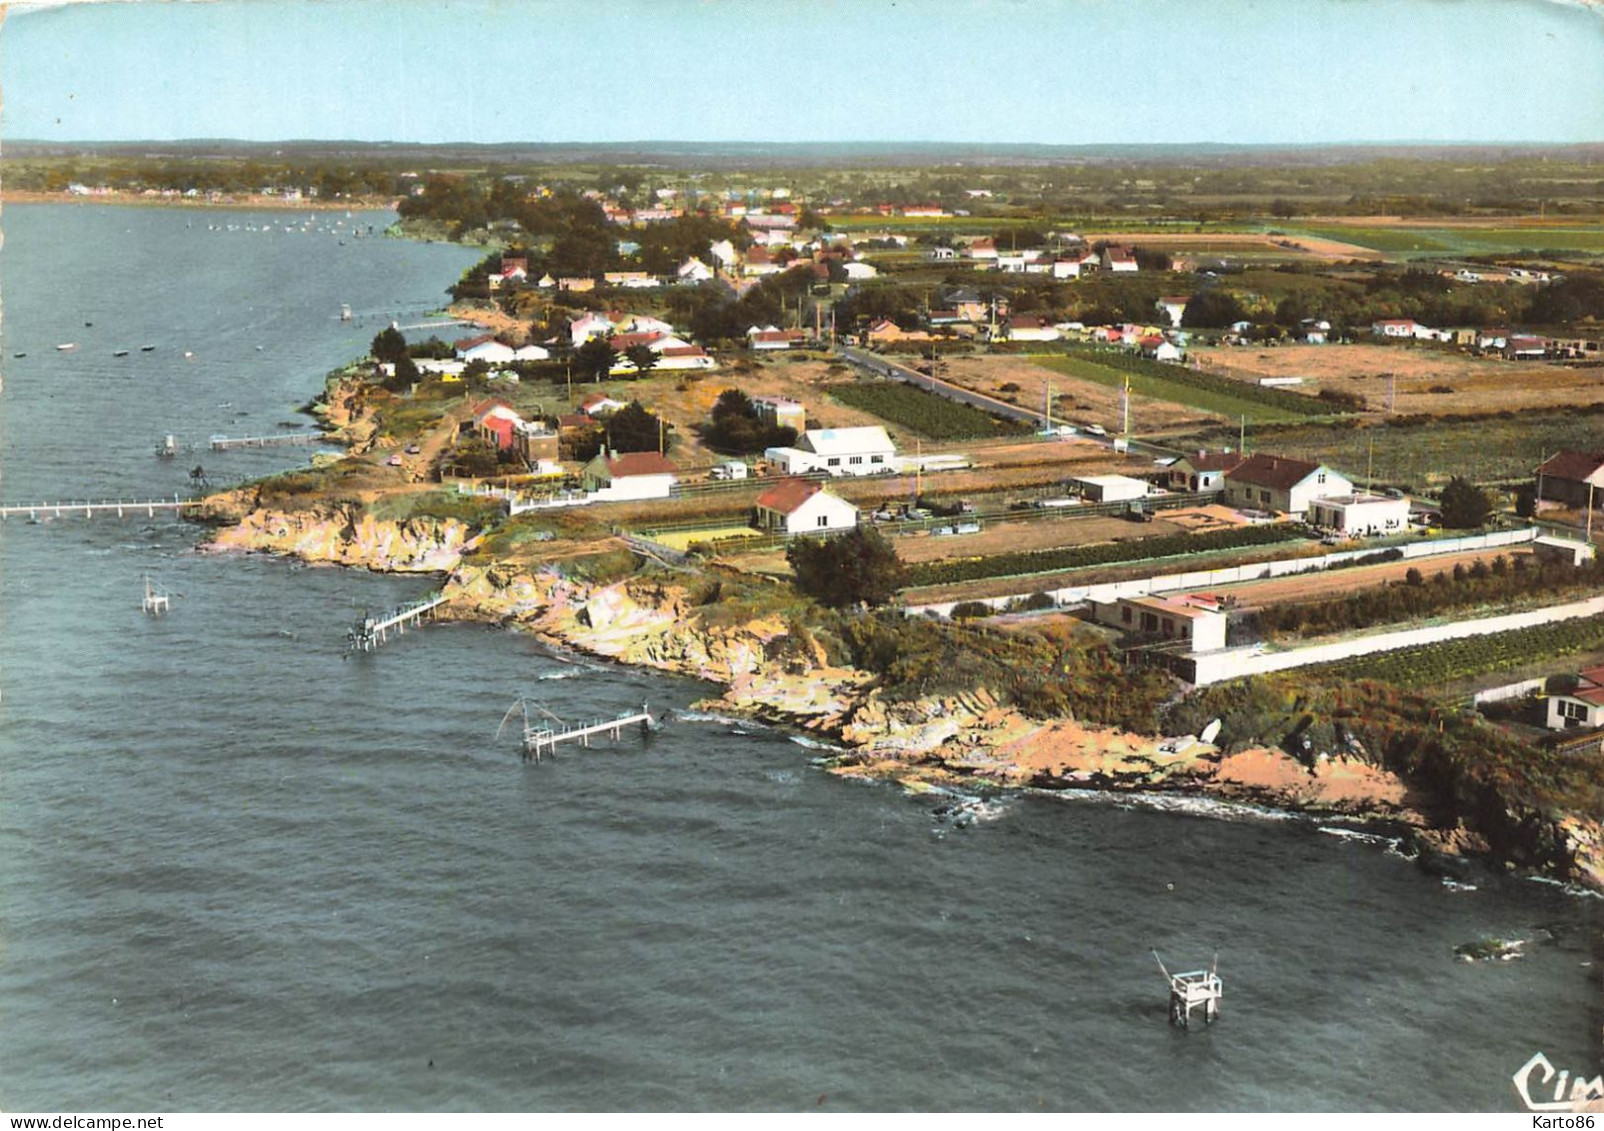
0 202 1597 1113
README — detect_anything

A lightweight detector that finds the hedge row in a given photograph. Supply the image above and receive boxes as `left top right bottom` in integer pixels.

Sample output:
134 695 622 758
904 522 1307 588
830 381 1028 441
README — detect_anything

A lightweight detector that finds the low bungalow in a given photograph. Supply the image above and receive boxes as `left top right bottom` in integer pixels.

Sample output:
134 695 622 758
580 393 628 417
747 326 807 351
967 238 998 261
602 271 657 289
580 450 677 501
1165 451 1243 493
558 277 596 293
1094 593 1228 652
1536 451 1604 508
766 425 896 477
470 398 525 452
1139 335 1184 363
1371 318 1433 340
864 319 931 345
1223 454 1352 517
1546 665 1604 731
1071 474 1149 503
455 335 516 364
1306 493 1411 537
1101 245 1138 273
842 261 878 281
753 478 859 536
1001 315 1061 343
1505 335 1550 360
677 257 713 283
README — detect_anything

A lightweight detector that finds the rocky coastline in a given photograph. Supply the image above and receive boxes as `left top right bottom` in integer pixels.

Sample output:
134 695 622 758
193 492 1604 894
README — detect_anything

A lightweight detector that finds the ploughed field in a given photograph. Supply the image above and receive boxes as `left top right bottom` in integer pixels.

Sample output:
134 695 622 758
1192 343 1603 416
931 355 1225 435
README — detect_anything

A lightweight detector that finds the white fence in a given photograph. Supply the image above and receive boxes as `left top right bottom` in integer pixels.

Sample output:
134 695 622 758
1472 678 1546 705
909 527 1539 618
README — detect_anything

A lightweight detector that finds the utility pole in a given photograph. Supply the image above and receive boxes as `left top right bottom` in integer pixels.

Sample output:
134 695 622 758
1122 375 1131 439
1239 414 1246 455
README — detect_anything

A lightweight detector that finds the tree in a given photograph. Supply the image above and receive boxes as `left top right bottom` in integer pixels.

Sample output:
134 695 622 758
381 354 419 392
623 343 659 379
370 326 408 364
1181 289 1246 328
604 401 668 454
704 387 796 454
1515 485 1538 519
1440 476 1494 529
574 336 616 381
787 527 905 608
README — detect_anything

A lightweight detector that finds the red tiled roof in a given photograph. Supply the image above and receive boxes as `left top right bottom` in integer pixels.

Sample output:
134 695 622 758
471 398 515 420
1537 451 1604 481
607 452 676 478
609 331 665 351
661 346 707 357
1179 451 1245 474
455 334 497 351
755 477 822 514
1226 453 1324 491
557 414 594 429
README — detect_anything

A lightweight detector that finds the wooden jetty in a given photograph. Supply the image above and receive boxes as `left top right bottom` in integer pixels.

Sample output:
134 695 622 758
1153 951 1222 1029
0 494 204 521
209 432 325 451
142 576 172 616
501 698 657 762
346 592 449 653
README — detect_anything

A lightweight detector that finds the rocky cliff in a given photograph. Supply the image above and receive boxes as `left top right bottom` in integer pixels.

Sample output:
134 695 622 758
204 500 480 572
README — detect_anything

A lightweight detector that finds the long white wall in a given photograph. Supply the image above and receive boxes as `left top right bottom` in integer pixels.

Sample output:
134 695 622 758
1186 594 1604 686
909 527 1539 618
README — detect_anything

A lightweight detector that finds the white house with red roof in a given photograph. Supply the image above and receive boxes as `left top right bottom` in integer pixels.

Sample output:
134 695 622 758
455 335 517 364
568 312 617 347
580 450 678 501
967 237 998 261
1371 318 1433 339
470 398 526 452
753 478 859 536
1101 245 1139 273
998 315 1061 343
1547 664 1604 730
747 325 807 351
580 392 628 417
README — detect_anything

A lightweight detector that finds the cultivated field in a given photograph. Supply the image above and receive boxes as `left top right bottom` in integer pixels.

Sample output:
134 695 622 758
1192 343 1604 416
932 355 1222 436
1192 546 1536 610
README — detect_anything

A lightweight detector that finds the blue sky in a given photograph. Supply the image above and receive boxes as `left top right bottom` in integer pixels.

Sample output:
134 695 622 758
3 0 1602 145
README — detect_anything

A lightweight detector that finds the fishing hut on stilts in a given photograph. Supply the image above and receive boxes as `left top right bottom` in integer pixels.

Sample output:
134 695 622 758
1153 950 1222 1029
142 576 172 616
498 698 657 763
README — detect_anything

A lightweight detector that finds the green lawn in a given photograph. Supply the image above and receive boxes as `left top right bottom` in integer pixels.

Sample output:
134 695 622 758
1289 224 1604 257
1033 355 1316 425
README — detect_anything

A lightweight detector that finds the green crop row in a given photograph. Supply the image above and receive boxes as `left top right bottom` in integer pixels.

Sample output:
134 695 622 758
1312 613 1604 688
1064 348 1333 416
830 380 1029 441
904 522 1306 588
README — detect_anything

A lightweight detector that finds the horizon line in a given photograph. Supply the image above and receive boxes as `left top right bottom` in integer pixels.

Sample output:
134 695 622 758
6 137 1604 150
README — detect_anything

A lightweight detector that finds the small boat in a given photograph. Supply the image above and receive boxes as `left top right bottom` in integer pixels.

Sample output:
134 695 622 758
183 351 194 359
12 352 26 358
56 343 77 351
84 321 93 328
113 349 130 358
140 345 156 352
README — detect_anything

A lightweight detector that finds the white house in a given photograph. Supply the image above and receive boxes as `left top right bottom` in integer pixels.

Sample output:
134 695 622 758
616 314 676 337
581 451 677 501
1071 474 1150 503
1547 665 1604 730
751 395 806 432
1102 245 1139 273
1001 315 1061 342
747 326 807 351
708 239 739 270
1094 593 1228 652
753 478 860 535
568 313 616 347
454 335 516 364
1371 318 1428 339
579 392 628 417
1223 454 1353 517
1306 493 1411 537
1156 296 1191 328
765 426 896 477
677 257 714 283
1165 451 1243 493
512 344 551 362
842 261 879 280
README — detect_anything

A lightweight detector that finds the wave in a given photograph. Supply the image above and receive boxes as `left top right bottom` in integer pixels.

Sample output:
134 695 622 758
1032 787 1299 824
536 669 582 681
1525 874 1604 901
1441 878 1479 893
787 734 845 753
1318 825 1404 852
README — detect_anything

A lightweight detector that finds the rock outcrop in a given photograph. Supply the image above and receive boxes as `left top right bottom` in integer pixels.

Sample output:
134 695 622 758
205 503 479 572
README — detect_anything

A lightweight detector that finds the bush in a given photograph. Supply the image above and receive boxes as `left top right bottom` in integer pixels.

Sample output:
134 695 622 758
949 600 993 619
788 527 906 607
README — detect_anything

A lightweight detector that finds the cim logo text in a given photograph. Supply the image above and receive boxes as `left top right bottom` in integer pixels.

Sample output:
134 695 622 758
1514 1052 1604 1114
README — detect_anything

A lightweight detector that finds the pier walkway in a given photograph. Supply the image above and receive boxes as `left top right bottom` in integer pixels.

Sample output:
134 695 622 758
522 705 655 761
0 494 204 521
346 592 449 652
209 432 328 451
